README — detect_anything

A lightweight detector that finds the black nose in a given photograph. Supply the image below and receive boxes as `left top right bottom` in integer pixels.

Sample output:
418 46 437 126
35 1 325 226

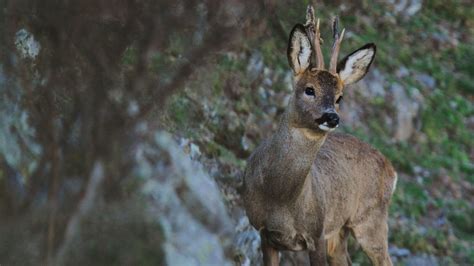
321 112 340 128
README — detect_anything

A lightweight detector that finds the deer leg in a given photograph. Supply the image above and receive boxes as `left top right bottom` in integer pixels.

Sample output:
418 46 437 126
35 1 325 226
260 231 279 266
352 218 392 266
309 235 328 266
327 228 351 266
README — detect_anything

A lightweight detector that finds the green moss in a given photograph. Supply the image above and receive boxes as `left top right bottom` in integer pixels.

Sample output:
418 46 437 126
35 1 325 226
448 201 474 235
168 95 193 130
204 140 245 171
391 181 429 219
121 46 138 66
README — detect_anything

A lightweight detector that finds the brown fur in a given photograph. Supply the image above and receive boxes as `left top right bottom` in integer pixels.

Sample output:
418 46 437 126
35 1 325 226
243 125 396 265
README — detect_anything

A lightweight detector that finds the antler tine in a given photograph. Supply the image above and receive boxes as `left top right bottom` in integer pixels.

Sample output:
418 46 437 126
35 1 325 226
305 5 315 25
315 18 325 69
332 16 339 40
305 5 324 69
329 16 345 74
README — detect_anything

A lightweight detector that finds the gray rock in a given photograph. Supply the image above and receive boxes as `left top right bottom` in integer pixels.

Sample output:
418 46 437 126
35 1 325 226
404 254 439 266
358 68 387 98
339 67 425 142
387 0 423 17
0 64 42 179
139 131 234 266
389 83 423 141
247 51 264 82
396 66 410 78
339 68 386 129
15 29 41 59
283 71 293 93
389 246 411 257
234 216 262 265
405 0 422 16
414 73 436 89
241 134 254 152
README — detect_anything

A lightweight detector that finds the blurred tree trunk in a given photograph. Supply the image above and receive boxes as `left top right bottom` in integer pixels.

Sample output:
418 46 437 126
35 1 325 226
1 0 265 264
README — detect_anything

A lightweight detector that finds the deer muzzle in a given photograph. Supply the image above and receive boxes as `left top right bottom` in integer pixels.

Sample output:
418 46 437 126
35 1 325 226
316 112 339 131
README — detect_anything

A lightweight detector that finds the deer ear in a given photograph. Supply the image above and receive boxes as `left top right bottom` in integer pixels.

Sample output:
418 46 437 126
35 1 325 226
287 24 312 75
337 43 376 85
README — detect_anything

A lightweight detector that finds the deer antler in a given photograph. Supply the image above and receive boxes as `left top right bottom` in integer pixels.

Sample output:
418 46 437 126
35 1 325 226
305 5 325 69
329 16 345 74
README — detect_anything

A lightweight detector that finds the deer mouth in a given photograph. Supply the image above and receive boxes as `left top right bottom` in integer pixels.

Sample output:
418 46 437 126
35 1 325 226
318 121 338 132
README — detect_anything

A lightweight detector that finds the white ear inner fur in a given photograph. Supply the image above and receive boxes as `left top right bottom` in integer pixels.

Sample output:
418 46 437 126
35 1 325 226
298 36 311 71
291 31 311 73
339 48 374 85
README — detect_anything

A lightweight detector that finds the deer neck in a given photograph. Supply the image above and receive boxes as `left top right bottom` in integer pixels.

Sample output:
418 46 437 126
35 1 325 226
263 110 327 201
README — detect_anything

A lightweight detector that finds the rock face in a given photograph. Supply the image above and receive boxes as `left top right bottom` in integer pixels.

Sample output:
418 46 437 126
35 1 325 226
389 83 423 141
138 132 234 265
403 254 439 266
15 29 41 59
387 0 422 17
339 68 388 131
233 216 262 265
0 130 235 266
339 68 424 142
0 64 40 210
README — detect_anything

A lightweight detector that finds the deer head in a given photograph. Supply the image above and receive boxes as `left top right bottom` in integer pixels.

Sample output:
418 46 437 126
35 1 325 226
287 6 376 133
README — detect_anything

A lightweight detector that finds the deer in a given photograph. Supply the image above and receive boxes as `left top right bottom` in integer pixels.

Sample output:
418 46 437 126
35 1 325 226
242 5 397 266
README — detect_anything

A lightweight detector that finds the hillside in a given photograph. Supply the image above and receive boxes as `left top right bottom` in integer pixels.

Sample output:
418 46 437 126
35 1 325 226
0 0 472 265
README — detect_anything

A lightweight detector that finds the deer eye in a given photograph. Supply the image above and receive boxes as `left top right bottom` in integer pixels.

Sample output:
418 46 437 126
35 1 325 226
336 95 343 104
305 87 315 96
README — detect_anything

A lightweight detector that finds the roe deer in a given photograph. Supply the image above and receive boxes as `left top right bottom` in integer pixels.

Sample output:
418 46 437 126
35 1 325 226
242 5 397 266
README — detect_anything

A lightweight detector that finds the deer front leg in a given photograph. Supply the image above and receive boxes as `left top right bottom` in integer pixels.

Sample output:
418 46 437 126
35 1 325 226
309 235 328 266
261 231 279 266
